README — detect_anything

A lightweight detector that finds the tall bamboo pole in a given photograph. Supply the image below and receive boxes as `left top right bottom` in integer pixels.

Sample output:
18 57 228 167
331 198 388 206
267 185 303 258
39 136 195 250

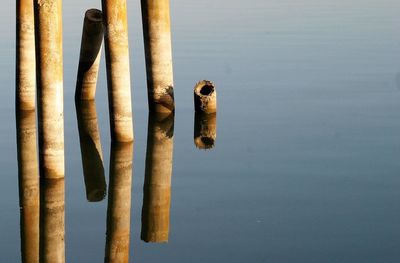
101 0 134 142
141 113 174 242
141 0 175 113
16 110 39 263
105 142 134 263
34 0 64 180
75 99 106 202
40 177 65 263
75 9 104 101
16 0 36 111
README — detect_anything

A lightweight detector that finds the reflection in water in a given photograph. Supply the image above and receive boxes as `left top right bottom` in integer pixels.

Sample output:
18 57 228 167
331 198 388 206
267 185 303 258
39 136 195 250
105 142 134 263
40 177 65 263
194 112 217 149
141 113 174 243
75 99 106 202
16 110 39 263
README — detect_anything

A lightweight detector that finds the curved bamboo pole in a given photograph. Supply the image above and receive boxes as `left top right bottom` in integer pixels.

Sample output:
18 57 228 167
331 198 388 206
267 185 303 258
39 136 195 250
16 0 36 111
75 9 104 100
105 142 134 263
101 0 134 142
75 99 106 202
141 0 175 113
16 110 39 263
34 0 64 180
141 113 174 243
194 112 217 150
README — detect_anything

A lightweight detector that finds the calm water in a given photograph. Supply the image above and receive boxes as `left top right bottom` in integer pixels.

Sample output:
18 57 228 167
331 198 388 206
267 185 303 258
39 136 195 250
4 0 400 262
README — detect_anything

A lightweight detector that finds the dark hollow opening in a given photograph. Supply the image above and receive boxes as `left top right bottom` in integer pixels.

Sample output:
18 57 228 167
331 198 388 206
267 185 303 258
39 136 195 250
200 85 214 96
201 137 215 147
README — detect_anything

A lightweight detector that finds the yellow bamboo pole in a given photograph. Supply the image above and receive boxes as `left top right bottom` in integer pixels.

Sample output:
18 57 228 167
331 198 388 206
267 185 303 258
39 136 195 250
34 0 64 180
141 113 174 243
75 99 106 202
101 0 134 142
40 178 65 263
141 0 175 113
105 142 134 263
16 0 36 111
16 110 39 263
75 9 104 100
194 80 217 114
194 112 217 150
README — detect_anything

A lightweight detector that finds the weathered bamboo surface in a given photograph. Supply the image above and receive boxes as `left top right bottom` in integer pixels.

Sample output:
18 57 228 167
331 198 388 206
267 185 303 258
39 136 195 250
194 80 217 114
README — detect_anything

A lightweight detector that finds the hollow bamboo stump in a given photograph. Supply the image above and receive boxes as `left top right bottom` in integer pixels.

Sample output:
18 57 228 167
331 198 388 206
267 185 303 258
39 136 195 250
101 0 134 142
105 142 134 263
194 80 217 114
194 112 217 149
75 9 104 100
16 110 39 263
16 0 36 111
141 0 175 113
141 113 174 243
75 99 106 202
40 178 65 263
34 0 64 180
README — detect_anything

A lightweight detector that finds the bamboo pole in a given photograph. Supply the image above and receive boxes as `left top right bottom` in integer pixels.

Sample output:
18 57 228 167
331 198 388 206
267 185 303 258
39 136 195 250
101 0 134 142
16 0 36 111
34 0 64 180
141 0 175 113
40 178 65 263
75 99 106 202
105 142 134 263
75 9 104 100
16 110 39 263
141 113 174 243
194 112 217 150
194 80 217 114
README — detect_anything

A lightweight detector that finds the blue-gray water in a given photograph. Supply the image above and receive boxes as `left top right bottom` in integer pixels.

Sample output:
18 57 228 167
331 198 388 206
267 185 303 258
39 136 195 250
4 0 400 262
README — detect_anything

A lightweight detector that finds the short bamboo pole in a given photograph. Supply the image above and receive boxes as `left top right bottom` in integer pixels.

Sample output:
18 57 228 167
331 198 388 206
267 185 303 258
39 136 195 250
16 110 39 263
75 99 106 202
34 0 64 180
194 80 217 114
101 0 134 142
105 142 133 263
141 0 175 113
75 9 104 100
141 113 174 243
16 0 36 111
40 178 65 263
194 112 217 150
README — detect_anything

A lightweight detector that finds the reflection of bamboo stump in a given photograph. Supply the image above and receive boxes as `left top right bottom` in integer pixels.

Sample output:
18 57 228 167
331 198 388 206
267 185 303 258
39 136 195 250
105 142 133 263
141 0 175 113
34 0 65 180
40 178 65 263
16 110 39 263
75 100 106 202
141 113 174 243
17 0 36 111
75 9 104 100
194 80 217 114
101 0 134 142
194 112 217 150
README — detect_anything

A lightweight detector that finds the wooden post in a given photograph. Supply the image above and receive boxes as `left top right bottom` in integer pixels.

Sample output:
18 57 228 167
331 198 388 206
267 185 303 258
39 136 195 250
101 0 134 142
75 99 106 202
194 80 217 114
40 178 65 263
75 9 104 100
16 110 39 263
105 142 133 263
141 113 174 243
16 0 36 111
141 0 175 113
194 112 217 149
34 0 65 180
